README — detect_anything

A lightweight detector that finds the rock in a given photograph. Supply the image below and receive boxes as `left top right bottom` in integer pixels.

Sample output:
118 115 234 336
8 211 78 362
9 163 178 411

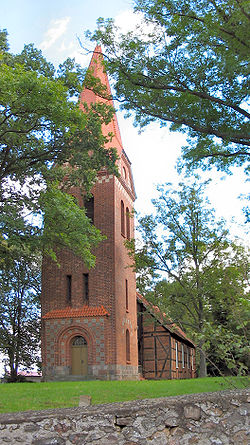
79 395 92 407
32 437 66 445
184 404 201 420
115 416 133 426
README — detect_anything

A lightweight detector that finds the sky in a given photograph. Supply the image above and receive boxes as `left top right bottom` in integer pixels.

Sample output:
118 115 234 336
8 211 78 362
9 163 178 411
1 0 249 240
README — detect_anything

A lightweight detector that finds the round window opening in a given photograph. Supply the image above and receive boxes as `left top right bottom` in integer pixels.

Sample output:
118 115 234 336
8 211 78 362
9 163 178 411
72 336 87 346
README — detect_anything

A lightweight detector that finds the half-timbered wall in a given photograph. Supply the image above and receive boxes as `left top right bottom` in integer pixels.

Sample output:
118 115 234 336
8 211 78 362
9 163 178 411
137 302 196 380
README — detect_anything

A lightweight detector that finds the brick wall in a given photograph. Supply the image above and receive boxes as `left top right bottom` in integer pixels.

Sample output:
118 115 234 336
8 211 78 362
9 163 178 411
41 160 139 380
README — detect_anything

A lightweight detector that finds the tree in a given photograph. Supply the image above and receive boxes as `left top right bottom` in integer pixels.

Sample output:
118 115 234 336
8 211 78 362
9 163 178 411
0 29 116 188
128 180 250 376
0 246 41 381
0 31 119 376
0 29 117 265
89 0 250 173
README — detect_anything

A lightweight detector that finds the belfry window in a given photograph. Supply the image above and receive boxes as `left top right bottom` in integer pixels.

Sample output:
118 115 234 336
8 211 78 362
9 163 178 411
126 329 130 363
121 200 125 236
66 275 72 304
126 207 130 240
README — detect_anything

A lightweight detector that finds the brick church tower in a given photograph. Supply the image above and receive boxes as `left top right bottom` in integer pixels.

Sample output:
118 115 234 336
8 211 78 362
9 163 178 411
41 46 139 381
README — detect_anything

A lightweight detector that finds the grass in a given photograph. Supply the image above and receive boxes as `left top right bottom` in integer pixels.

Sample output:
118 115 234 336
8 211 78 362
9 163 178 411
0 376 248 414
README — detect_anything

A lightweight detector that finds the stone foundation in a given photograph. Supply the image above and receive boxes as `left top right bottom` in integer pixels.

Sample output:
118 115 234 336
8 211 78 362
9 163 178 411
43 364 139 381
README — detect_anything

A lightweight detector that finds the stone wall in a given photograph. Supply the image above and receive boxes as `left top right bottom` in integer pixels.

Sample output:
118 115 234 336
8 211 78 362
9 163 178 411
0 389 249 444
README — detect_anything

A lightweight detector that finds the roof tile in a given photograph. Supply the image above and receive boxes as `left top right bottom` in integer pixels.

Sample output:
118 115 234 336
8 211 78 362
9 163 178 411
43 305 109 320
137 292 195 346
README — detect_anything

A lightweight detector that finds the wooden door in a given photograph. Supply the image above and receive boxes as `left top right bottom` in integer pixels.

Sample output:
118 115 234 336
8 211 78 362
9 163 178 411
71 336 88 375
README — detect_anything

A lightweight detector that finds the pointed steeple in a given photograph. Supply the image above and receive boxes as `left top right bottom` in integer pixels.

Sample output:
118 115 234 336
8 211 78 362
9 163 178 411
80 45 123 156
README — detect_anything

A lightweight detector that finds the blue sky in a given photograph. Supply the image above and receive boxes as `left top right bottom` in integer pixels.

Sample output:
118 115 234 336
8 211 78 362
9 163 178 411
2 0 131 59
1 0 249 238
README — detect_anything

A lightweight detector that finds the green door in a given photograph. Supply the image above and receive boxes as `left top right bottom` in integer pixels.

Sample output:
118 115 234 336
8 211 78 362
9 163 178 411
71 336 88 375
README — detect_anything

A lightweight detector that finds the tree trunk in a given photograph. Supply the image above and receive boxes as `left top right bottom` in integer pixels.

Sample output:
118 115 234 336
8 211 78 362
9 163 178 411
9 354 18 382
199 343 207 377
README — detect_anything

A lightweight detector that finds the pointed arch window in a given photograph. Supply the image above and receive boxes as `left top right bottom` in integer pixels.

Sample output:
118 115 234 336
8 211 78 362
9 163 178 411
121 200 125 236
126 329 130 363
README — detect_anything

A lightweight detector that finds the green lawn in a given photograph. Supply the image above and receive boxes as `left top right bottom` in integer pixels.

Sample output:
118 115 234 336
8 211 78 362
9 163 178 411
0 376 248 413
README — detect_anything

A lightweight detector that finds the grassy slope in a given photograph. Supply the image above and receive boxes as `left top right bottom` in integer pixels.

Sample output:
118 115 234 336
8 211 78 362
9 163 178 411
0 376 248 414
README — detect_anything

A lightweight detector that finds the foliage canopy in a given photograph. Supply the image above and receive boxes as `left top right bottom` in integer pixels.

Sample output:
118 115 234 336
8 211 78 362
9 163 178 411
90 0 250 173
0 29 117 266
129 180 250 376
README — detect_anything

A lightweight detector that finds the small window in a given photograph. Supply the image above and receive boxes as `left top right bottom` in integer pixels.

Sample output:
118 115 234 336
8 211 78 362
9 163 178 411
126 207 130 240
187 347 190 369
84 196 94 223
125 279 128 312
121 200 125 236
72 336 87 346
126 329 130 363
83 273 89 304
191 349 194 370
175 341 178 369
66 275 72 304
182 344 185 368
122 166 127 179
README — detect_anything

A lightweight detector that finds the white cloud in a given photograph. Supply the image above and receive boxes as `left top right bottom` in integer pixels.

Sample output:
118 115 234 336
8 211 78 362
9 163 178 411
114 9 161 40
114 9 141 33
40 17 71 51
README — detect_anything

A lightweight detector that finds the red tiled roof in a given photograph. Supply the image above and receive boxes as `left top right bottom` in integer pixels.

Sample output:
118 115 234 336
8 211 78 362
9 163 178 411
43 305 109 320
137 292 195 347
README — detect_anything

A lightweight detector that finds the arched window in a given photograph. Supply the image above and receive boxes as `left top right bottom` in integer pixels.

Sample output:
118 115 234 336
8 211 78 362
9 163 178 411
72 336 87 346
126 207 130 240
126 329 130 363
121 200 125 236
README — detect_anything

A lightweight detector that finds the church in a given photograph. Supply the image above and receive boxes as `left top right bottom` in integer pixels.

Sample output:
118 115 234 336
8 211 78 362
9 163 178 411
41 46 196 381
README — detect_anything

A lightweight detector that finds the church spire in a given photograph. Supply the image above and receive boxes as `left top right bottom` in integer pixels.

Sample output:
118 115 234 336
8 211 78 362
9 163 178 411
80 45 123 156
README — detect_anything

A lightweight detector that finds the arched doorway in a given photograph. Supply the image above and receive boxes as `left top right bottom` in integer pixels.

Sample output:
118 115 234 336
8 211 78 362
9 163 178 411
71 336 88 375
